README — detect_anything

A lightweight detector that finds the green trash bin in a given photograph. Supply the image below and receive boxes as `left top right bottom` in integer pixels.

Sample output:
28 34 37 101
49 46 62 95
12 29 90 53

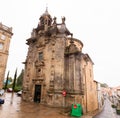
71 104 82 117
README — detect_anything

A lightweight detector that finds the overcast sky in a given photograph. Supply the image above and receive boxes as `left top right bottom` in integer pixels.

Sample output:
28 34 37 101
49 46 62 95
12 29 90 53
0 0 120 87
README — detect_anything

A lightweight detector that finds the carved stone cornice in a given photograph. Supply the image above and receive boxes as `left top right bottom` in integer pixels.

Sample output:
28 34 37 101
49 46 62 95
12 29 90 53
32 78 44 82
35 60 45 67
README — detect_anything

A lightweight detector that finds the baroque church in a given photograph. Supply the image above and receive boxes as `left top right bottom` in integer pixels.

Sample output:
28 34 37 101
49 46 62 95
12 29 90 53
22 9 98 113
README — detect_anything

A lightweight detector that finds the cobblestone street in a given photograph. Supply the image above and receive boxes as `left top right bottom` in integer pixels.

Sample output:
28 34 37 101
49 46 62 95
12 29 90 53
0 93 92 118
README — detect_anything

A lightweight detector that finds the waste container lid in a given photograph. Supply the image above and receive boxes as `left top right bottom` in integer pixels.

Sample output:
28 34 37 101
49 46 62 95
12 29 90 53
72 104 81 106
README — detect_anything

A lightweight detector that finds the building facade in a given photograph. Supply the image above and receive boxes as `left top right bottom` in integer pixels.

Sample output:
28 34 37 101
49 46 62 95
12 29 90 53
22 9 98 114
0 23 13 89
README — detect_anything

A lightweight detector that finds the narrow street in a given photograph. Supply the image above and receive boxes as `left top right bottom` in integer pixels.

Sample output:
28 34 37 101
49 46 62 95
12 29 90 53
94 97 120 118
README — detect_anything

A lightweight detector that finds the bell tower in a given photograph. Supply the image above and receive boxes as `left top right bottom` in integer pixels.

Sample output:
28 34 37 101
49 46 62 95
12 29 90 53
0 23 13 89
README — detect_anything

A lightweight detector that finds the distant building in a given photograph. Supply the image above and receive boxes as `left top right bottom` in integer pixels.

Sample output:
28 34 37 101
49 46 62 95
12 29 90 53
116 87 120 96
95 81 104 109
22 9 98 114
0 23 13 89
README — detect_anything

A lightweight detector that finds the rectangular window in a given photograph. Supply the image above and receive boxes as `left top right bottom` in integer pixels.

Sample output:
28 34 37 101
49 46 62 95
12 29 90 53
1 35 6 40
39 52 43 60
0 43 3 50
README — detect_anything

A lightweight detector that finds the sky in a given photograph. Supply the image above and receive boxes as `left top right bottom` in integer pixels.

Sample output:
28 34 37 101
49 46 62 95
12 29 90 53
0 0 120 87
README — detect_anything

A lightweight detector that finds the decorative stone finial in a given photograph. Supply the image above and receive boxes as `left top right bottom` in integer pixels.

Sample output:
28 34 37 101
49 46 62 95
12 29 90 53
62 16 65 24
45 4 48 14
53 17 57 24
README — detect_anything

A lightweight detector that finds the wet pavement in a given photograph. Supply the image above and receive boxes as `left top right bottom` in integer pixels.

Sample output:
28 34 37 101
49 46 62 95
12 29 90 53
0 93 92 118
94 97 120 118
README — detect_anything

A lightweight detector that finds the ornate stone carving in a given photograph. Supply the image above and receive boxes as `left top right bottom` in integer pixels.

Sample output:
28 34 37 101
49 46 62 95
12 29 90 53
35 60 45 67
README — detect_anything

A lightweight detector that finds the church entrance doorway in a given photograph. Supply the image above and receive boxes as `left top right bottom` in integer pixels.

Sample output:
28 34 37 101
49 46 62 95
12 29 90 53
34 85 41 103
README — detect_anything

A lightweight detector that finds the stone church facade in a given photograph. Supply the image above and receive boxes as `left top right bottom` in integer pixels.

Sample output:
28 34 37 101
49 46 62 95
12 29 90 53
22 9 98 114
0 23 13 89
